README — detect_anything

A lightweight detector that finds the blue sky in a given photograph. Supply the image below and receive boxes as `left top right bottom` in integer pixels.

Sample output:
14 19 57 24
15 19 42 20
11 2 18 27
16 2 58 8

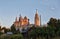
0 0 60 28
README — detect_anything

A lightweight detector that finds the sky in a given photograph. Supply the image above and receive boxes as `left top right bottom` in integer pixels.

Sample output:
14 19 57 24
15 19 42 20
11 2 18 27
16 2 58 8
0 0 60 28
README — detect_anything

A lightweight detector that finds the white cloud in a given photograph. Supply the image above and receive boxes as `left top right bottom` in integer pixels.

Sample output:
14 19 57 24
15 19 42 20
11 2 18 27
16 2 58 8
51 7 55 10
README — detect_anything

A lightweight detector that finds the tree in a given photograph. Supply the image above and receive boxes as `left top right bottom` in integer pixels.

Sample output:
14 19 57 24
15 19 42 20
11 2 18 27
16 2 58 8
11 24 16 34
30 26 36 39
47 18 60 37
2 27 7 33
0 26 1 31
47 18 57 27
46 26 55 39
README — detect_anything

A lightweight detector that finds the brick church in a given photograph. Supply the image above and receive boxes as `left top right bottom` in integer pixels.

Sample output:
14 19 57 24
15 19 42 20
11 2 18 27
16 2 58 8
13 9 41 28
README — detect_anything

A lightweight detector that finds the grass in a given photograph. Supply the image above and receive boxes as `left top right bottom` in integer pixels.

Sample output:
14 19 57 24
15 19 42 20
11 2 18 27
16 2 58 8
0 34 60 39
0 34 23 39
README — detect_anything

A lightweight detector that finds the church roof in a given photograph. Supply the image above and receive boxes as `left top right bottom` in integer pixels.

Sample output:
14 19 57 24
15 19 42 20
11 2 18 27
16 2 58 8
36 9 38 14
24 16 28 19
19 14 23 21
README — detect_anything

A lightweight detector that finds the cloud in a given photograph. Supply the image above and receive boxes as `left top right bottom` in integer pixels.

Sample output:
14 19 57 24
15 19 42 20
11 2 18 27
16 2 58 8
51 7 55 10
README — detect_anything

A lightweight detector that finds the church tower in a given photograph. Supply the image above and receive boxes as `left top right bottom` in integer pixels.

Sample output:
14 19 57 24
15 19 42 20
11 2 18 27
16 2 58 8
23 16 28 26
34 9 40 26
14 17 19 27
19 14 23 26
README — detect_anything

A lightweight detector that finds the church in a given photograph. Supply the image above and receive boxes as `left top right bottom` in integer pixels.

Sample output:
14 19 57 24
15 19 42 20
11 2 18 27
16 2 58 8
14 15 29 28
13 9 41 30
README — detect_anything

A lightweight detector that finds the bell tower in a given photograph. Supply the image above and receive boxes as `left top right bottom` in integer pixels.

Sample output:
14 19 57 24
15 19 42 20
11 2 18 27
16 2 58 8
34 9 40 26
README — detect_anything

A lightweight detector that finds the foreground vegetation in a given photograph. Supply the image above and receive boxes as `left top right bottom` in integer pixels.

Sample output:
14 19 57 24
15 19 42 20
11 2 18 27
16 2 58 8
0 34 23 39
0 18 60 39
0 34 60 39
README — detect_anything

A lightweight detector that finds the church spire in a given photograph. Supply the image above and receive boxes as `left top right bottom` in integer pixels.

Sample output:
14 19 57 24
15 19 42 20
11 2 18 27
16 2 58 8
40 15 41 26
19 14 21 17
19 14 23 22
36 9 38 14
35 9 40 26
15 17 18 21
